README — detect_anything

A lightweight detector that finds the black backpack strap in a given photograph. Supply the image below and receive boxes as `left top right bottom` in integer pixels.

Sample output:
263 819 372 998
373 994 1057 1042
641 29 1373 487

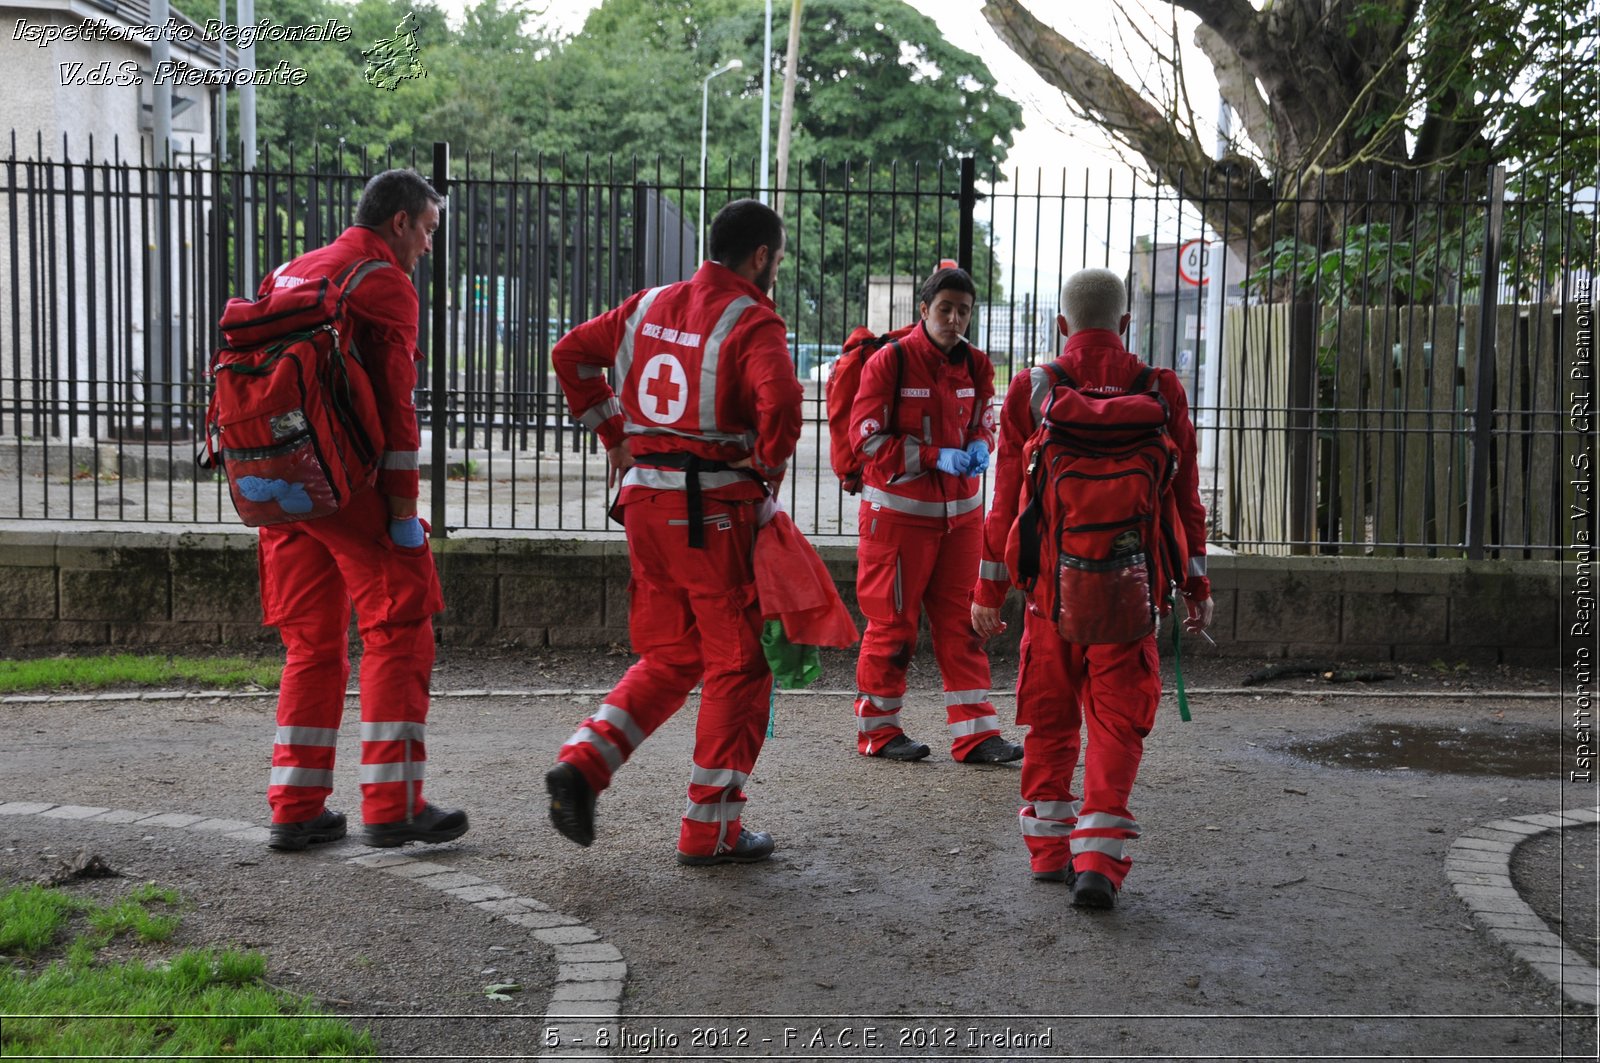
1013 457 1046 587
1131 364 1156 394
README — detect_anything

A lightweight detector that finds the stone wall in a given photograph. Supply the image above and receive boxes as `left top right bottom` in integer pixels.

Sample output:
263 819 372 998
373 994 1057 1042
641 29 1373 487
0 529 1562 665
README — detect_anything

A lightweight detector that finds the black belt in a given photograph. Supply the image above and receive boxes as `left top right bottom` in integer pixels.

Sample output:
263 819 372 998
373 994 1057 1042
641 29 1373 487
636 452 765 548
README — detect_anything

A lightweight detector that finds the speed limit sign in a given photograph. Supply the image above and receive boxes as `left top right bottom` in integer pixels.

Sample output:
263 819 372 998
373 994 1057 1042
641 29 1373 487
1177 239 1211 286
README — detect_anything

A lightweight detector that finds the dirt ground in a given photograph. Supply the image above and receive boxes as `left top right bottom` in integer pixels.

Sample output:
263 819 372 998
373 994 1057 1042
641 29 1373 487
1 645 1595 1061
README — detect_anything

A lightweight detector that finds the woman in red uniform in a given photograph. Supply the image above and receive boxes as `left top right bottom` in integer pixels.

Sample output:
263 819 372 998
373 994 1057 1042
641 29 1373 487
847 267 1022 765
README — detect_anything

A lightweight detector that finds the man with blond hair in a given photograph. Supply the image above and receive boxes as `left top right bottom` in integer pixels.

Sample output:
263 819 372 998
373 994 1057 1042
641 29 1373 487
971 267 1213 909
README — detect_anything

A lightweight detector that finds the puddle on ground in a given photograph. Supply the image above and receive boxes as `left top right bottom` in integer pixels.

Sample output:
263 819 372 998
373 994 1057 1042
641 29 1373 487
1287 722 1564 778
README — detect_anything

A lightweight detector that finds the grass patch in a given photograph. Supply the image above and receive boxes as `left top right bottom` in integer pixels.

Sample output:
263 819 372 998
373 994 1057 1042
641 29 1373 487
0 653 281 694
0 883 375 1059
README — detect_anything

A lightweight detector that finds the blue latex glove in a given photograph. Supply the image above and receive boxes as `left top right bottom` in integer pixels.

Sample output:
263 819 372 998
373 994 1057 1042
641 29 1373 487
964 440 990 475
934 447 973 476
389 516 425 549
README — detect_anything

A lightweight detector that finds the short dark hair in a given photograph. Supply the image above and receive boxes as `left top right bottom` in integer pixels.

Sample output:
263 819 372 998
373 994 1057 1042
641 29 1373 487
355 169 443 227
709 198 785 269
919 266 976 307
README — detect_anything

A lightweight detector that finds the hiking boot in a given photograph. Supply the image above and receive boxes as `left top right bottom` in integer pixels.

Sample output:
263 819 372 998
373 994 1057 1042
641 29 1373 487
960 735 1024 764
868 734 931 761
267 809 347 852
1071 869 1118 909
1033 865 1076 885
546 762 597 847
676 828 776 867
363 804 470 848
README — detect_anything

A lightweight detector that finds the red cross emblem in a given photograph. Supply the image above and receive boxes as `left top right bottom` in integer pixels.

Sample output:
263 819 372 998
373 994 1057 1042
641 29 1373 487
645 361 681 415
638 354 689 425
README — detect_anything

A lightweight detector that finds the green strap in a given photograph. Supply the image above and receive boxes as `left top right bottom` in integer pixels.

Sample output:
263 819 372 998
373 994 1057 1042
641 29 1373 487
1169 594 1192 722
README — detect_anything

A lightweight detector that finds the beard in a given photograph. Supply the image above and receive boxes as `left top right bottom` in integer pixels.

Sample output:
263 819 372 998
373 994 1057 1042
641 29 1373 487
753 253 777 294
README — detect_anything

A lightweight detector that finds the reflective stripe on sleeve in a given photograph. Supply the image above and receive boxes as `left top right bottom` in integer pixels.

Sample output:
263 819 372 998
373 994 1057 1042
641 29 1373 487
360 721 425 743
577 397 623 430
1029 365 1055 423
359 761 427 786
979 560 1009 581
275 726 338 747
270 766 334 789
948 715 999 738
594 703 645 748
689 764 750 790
576 364 606 380
682 797 746 823
903 440 923 477
861 434 889 456
698 296 757 431
1188 555 1208 578
380 450 420 470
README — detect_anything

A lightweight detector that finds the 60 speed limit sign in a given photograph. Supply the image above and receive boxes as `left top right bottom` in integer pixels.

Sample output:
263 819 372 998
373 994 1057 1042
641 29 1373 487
1177 239 1212 286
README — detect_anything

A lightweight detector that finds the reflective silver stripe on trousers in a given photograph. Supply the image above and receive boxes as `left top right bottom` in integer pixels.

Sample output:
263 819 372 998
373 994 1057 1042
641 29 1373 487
1188 555 1207 577
1029 365 1056 422
594 703 645 748
275 726 338 747
857 712 902 732
1076 812 1140 834
698 295 757 431
1071 835 1130 858
270 766 334 788
571 726 624 772
380 450 420 470
360 761 427 785
360 721 425 743
1018 811 1074 838
576 364 607 380
948 715 999 737
979 560 1008 581
577 396 623 430
612 285 669 383
944 689 989 707
689 764 749 790
860 485 983 520
1034 799 1081 821
622 466 760 492
682 797 746 823
856 692 903 710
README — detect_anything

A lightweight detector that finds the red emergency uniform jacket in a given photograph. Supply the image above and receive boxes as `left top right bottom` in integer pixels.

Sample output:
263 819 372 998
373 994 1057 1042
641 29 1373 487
256 226 422 503
553 261 802 504
976 328 1210 609
848 322 996 526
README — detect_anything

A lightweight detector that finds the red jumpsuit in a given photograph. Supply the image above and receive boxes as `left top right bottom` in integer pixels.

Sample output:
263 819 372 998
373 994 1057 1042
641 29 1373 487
976 328 1210 888
849 323 999 760
553 262 803 858
258 226 444 828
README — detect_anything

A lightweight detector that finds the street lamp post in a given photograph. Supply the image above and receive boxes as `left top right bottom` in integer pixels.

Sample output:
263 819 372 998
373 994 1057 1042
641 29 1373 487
699 58 744 264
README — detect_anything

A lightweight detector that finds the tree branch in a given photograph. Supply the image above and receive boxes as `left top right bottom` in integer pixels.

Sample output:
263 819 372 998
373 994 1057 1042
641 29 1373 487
1194 22 1276 161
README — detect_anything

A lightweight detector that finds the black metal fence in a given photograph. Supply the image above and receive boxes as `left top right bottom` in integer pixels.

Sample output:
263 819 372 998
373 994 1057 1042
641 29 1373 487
2 133 1593 557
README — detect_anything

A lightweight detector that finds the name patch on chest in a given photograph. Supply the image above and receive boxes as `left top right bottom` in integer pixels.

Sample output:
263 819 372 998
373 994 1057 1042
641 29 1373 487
955 388 976 398
900 387 931 398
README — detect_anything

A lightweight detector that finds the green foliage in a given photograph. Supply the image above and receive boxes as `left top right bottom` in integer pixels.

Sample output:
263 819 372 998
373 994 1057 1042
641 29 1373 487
0 884 376 1058
0 654 282 693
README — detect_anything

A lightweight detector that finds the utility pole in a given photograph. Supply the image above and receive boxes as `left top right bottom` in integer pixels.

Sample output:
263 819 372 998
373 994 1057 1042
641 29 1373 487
759 0 772 203
773 0 801 218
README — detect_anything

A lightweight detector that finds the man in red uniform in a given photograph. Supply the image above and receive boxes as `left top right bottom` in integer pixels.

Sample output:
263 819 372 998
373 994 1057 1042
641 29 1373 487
972 267 1212 908
545 199 803 866
849 267 1022 765
262 169 468 852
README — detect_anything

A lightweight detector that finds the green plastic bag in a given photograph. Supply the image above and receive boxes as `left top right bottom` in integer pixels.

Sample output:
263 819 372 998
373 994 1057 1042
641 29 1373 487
762 620 821 690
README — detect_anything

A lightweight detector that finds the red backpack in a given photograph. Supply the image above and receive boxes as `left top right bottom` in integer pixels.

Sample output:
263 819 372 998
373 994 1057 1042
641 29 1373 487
201 259 389 527
825 324 914 493
1004 364 1188 644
